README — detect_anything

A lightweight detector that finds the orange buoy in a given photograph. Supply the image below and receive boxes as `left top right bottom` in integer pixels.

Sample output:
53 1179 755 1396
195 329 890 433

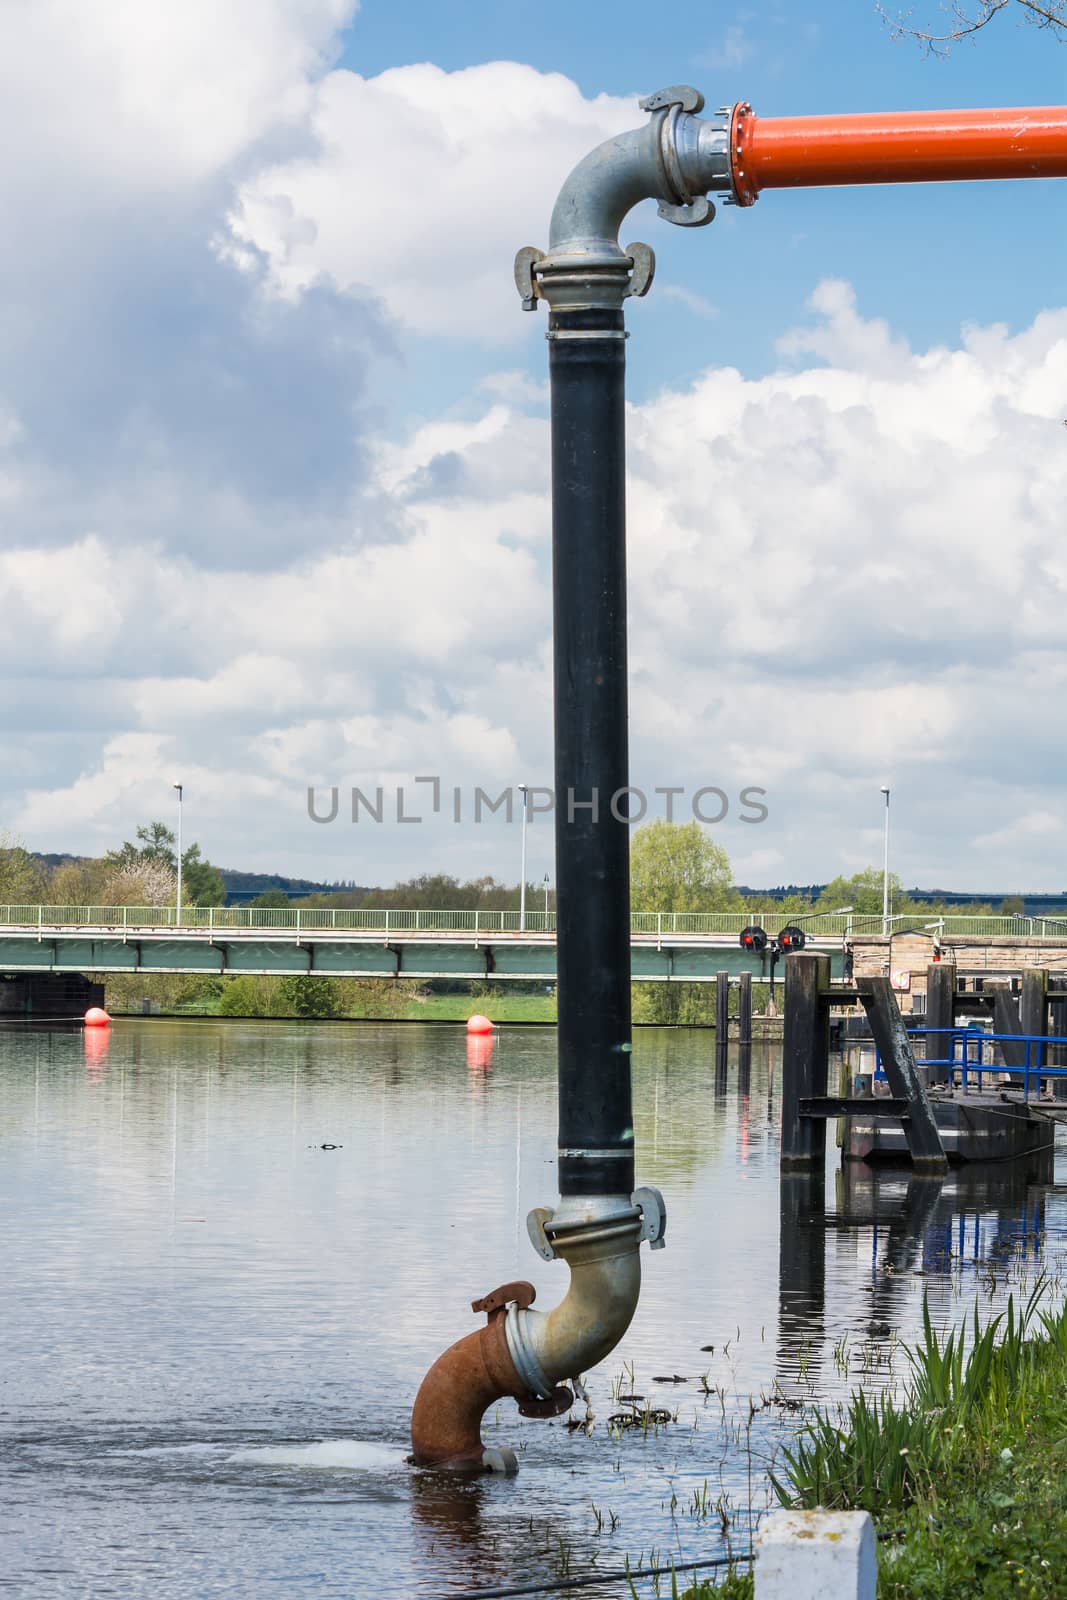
84 1007 111 1028
466 1013 493 1035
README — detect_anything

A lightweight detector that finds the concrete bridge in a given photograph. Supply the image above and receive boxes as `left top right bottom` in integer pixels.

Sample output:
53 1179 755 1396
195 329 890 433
0 905 852 983
1 907 1065 989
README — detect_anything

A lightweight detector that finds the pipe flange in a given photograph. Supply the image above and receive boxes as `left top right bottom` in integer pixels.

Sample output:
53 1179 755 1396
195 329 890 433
505 1302 556 1401
522 249 636 314
728 102 758 207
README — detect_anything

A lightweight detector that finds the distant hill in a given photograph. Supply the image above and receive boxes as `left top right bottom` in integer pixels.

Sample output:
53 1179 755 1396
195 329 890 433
25 856 1067 915
738 884 1067 916
218 870 366 905
27 853 363 906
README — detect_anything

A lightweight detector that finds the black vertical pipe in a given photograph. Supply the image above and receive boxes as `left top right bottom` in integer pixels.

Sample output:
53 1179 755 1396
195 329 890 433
549 305 634 1199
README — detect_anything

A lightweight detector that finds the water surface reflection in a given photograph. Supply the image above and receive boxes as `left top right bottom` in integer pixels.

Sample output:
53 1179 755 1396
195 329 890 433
0 1020 1064 1597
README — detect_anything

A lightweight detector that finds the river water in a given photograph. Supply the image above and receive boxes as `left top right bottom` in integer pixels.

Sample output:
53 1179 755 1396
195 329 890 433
2 1019 1065 1598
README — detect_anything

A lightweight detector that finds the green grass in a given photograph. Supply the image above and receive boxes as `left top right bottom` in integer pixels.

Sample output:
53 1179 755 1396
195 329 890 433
163 993 558 1022
399 992 557 1023
686 1284 1067 1599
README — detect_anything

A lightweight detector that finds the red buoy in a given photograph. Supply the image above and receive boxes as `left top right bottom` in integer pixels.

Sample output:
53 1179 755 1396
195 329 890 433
84 1007 111 1028
466 1013 493 1035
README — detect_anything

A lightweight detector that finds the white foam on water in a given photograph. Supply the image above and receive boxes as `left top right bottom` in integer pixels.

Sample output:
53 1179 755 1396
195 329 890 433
227 1439 407 1472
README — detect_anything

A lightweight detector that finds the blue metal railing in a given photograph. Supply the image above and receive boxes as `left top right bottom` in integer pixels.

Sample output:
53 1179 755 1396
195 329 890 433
872 1026 1067 1103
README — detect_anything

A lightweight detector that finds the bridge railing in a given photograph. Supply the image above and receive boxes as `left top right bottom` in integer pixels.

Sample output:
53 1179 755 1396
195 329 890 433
0 907 1062 939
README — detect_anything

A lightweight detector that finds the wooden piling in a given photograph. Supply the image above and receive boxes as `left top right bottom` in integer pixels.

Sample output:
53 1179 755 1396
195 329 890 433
781 953 831 1170
1050 993 1067 1099
990 984 1025 1074
925 962 956 1085
1020 968 1048 1088
715 969 730 1047
856 976 948 1172
739 971 753 1047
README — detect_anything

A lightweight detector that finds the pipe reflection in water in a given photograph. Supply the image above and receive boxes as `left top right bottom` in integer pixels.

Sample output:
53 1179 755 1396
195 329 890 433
777 1174 827 1394
410 1466 488 1557
777 1148 1057 1397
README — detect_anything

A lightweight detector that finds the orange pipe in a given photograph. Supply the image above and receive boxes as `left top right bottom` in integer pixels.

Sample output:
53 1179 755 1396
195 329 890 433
730 104 1067 206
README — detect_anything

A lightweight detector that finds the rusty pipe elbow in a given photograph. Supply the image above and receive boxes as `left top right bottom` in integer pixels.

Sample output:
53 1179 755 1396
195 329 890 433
410 1281 540 1472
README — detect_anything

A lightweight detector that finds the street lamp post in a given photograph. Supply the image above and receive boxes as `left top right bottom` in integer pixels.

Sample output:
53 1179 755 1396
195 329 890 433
543 873 550 923
173 782 183 926
881 786 891 936
518 784 529 931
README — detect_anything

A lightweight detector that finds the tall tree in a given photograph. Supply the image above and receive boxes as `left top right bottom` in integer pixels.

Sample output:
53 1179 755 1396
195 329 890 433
816 869 911 917
0 833 47 904
629 821 736 1024
104 821 224 907
179 844 226 908
630 820 736 913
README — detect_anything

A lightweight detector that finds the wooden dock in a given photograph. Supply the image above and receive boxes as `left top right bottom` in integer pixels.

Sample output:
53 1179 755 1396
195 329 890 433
844 1086 1057 1164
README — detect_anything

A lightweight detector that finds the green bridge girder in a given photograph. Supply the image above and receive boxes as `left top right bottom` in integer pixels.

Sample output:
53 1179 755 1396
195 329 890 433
0 931 847 983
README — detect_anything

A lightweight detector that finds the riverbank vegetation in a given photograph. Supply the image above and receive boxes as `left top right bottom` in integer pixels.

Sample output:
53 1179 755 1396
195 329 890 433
687 1285 1067 1599
3 822 1018 928
93 970 563 1021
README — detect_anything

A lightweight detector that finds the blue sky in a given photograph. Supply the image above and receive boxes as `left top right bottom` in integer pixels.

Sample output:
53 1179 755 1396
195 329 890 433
341 0 1067 417
0 1 1065 893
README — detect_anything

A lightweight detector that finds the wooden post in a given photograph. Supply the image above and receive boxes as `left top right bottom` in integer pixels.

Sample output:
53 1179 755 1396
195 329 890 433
925 962 955 1085
739 970 753 1046
1020 968 1048 1091
990 984 1025 1074
1050 993 1067 1099
781 953 831 1170
715 969 730 1048
856 976 947 1172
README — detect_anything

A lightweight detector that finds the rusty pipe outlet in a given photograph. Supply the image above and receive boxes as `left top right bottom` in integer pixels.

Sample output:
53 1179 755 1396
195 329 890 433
410 1281 543 1473
410 1192 665 1471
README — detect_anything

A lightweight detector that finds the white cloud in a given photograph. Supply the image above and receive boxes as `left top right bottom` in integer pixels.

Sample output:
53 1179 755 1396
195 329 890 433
696 22 753 72
224 62 638 339
659 284 719 320
0 0 356 201
6 285 1067 889
0 6 1064 890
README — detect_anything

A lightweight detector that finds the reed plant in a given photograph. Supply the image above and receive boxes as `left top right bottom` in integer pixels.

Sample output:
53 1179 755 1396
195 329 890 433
687 1282 1067 1598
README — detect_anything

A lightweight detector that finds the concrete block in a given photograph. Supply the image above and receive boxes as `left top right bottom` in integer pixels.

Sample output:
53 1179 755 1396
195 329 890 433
756 1509 875 1600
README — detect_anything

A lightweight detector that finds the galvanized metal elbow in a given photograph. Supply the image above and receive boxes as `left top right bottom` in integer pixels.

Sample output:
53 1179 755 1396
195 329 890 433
507 1189 666 1398
516 85 738 314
